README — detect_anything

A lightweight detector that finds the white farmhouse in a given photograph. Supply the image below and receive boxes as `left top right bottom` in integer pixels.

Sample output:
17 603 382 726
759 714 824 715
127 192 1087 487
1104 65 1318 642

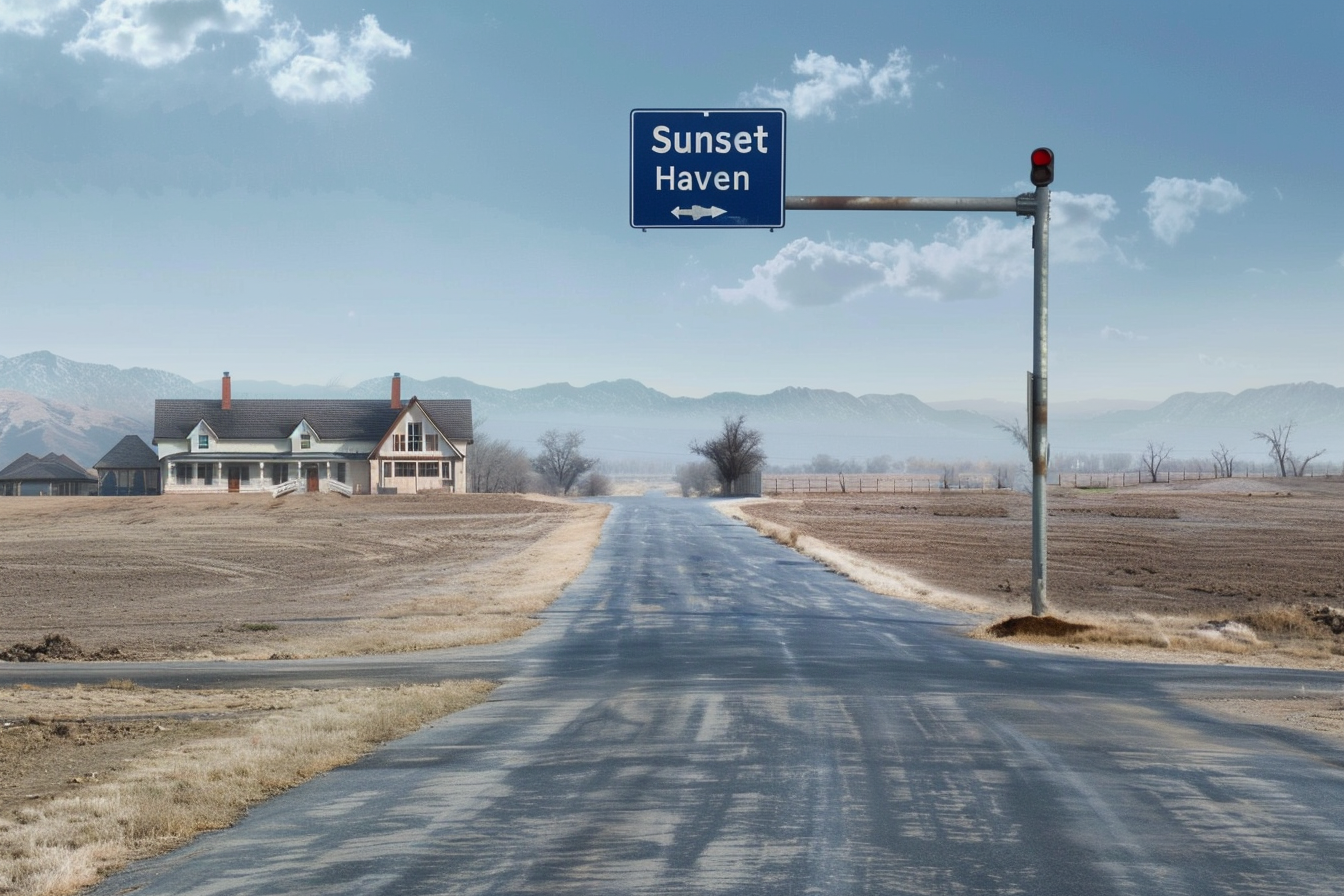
154 373 472 495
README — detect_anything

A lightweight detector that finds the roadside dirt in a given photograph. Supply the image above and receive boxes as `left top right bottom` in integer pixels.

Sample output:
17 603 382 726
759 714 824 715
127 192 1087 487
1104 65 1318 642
0 491 606 660
744 478 1344 623
0 491 607 895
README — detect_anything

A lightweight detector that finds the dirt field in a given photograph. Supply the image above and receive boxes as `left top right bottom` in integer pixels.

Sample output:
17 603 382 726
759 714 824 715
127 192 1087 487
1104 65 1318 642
0 491 608 896
0 491 607 660
746 478 1344 615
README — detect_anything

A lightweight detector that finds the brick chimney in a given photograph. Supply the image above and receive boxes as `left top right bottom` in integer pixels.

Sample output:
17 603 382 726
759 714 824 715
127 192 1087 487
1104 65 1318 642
222 371 231 410
391 372 401 410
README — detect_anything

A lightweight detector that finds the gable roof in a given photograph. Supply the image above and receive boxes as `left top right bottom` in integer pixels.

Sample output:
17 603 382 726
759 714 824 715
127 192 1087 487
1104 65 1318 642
153 398 473 444
0 452 97 483
0 453 40 478
94 435 159 470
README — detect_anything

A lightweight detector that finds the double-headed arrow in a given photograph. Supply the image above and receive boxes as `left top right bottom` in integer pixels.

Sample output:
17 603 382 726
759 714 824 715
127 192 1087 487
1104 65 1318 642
671 205 726 221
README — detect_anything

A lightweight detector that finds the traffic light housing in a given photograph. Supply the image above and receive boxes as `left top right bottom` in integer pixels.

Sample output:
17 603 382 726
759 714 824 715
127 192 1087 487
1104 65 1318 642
1030 147 1054 187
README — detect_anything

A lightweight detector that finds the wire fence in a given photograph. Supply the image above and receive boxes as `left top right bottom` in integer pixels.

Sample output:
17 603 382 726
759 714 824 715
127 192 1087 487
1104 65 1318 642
763 468 1342 495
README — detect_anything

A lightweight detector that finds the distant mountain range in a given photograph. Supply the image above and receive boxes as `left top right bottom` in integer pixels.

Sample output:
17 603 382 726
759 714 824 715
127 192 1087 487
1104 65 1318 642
2 350 1343 470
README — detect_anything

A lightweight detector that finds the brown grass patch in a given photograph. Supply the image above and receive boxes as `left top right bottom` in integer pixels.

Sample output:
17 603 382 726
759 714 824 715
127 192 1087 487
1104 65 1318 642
0 681 494 896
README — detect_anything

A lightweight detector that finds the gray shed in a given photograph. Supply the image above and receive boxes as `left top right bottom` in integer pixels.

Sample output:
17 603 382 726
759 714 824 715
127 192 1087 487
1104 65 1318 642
93 435 162 496
0 452 98 496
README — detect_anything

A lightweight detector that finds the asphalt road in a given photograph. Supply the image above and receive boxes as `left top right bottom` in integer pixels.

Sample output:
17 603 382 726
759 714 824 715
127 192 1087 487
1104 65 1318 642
10 494 1344 895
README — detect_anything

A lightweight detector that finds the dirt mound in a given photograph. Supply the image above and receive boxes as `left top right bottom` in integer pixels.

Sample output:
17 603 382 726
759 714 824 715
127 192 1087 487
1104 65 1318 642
987 616 1096 638
1 633 84 662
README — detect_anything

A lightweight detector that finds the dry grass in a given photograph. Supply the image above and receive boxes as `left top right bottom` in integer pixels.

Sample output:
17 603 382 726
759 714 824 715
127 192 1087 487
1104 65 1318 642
722 501 996 615
0 493 611 895
0 681 494 896
968 604 1344 663
731 486 1344 670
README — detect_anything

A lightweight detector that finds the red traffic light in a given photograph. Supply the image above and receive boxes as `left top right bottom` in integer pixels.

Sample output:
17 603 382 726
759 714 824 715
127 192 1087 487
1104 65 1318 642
1030 147 1054 187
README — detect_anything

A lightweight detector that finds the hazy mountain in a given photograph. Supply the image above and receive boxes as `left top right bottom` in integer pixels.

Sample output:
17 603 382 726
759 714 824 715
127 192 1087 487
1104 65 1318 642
3 351 1343 469
929 398 1161 419
0 390 149 468
0 351 202 420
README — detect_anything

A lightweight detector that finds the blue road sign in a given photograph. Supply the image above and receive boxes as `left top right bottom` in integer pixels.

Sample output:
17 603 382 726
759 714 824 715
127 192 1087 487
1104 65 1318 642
630 109 786 229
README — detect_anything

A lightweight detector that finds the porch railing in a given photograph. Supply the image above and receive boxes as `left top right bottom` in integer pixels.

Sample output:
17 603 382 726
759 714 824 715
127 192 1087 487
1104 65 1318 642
271 480 299 497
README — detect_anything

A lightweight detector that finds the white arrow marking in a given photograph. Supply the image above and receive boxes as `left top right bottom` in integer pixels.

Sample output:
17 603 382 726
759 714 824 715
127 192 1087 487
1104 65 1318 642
671 205 726 221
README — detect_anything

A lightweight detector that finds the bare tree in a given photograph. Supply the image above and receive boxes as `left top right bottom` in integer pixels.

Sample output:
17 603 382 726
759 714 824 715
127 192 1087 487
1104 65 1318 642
468 434 535 493
1211 443 1236 479
674 460 717 497
995 418 1029 454
1289 448 1327 477
690 415 766 494
1252 422 1326 477
865 455 894 474
1140 441 1173 483
532 429 596 495
578 470 612 496
1253 423 1295 477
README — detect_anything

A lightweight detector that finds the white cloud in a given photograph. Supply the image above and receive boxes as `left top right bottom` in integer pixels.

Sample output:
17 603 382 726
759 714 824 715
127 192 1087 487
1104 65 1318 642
739 49 913 119
1101 326 1142 341
716 193 1131 311
0 0 79 36
253 14 410 104
714 217 1031 309
1143 176 1247 244
62 0 270 68
1051 191 1122 263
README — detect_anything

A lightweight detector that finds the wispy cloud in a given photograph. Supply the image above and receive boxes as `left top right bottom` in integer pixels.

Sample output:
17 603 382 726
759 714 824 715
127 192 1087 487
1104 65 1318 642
739 49 913 119
715 189 1126 310
1051 191 1123 263
1143 176 1247 244
16 0 410 102
1101 326 1143 341
714 217 1030 309
0 0 79 36
62 0 271 68
252 14 409 103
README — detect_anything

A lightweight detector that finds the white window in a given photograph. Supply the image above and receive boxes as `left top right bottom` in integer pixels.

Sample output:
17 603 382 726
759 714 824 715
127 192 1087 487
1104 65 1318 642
198 434 209 449
407 422 423 452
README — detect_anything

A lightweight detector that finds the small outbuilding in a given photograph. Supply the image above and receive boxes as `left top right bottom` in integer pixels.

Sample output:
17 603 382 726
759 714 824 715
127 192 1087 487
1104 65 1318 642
94 435 162 496
0 452 98 496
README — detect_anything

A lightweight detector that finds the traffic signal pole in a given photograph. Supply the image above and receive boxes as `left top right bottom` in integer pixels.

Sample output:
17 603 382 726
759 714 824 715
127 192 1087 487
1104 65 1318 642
1029 181 1050 617
785 150 1053 616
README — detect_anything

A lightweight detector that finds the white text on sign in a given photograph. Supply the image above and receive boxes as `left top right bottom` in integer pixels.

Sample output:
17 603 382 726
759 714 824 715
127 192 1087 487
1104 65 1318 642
649 125 771 193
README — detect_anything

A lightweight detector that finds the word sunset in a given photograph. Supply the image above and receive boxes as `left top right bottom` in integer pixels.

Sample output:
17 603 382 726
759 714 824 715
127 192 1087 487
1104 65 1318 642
630 109 786 229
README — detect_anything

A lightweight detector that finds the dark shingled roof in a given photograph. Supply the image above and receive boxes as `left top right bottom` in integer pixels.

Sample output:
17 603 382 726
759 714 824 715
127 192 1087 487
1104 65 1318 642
0 452 97 482
153 398 473 444
94 435 160 470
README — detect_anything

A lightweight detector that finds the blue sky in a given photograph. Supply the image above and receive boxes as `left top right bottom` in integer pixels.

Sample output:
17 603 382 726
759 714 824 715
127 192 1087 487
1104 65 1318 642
1 1 1341 402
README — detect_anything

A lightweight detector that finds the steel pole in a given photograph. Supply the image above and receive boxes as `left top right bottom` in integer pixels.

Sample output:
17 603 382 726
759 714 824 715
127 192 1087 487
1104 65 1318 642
1031 184 1050 616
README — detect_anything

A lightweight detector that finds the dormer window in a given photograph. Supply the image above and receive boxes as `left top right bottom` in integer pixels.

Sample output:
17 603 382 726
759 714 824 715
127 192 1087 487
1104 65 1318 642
300 429 311 449
198 434 209 449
